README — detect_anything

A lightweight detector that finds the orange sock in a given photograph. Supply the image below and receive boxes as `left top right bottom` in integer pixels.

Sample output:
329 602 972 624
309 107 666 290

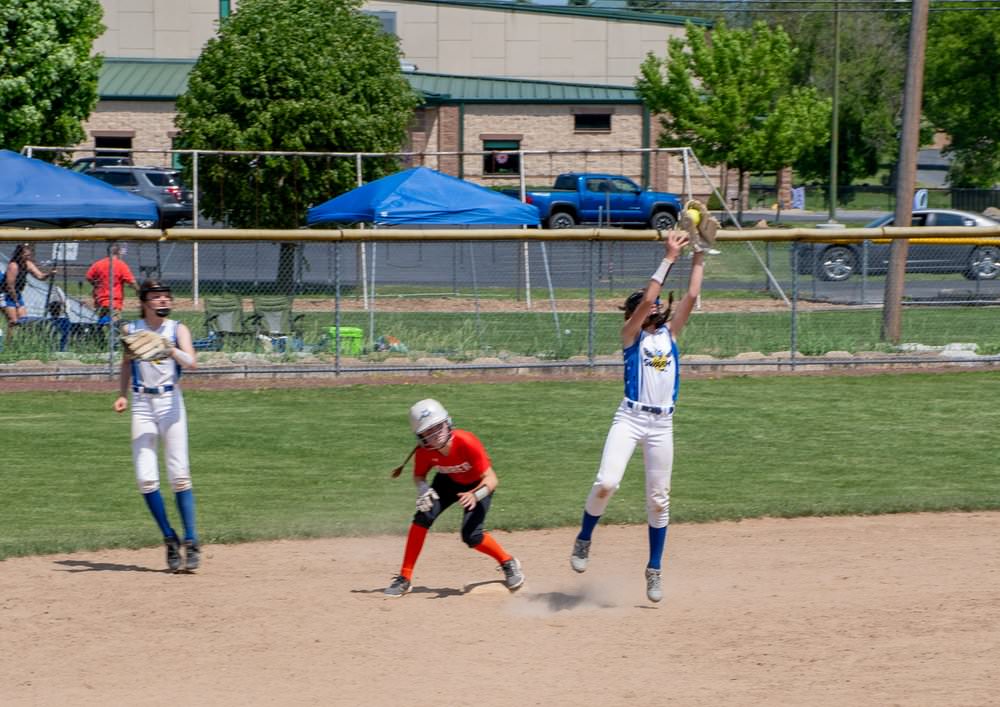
473 532 512 564
400 523 429 580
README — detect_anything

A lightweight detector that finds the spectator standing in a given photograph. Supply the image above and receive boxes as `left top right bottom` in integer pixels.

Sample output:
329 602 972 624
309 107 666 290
86 244 138 321
2 243 56 328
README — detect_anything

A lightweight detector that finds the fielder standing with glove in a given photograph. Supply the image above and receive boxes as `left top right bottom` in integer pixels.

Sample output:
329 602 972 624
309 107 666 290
570 218 710 603
384 399 524 597
113 279 202 572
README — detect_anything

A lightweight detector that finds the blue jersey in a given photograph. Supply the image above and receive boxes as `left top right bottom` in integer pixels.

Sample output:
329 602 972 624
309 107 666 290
622 325 679 407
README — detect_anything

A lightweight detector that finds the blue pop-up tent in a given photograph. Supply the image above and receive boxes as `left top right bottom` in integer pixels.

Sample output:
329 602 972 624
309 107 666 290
306 166 540 226
0 149 158 225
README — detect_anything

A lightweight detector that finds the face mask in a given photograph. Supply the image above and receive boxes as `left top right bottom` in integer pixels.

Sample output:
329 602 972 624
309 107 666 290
154 307 171 317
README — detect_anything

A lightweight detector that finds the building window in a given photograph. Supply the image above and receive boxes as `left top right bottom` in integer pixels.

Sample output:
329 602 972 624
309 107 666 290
483 140 520 176
94 135 132 160
364 10 397 35
574 113 612 132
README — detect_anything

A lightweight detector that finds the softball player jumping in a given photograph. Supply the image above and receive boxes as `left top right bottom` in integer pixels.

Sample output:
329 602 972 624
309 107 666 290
384 399 524 597
113 280 201 572
570 231 705 602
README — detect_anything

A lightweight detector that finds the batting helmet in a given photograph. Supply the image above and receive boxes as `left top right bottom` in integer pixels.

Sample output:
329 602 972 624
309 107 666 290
139 279 172 301
409 398 453 449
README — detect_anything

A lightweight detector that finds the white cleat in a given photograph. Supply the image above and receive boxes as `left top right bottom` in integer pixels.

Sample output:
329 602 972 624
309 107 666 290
500 557 525 591
645 567 663 603
570 538 591 573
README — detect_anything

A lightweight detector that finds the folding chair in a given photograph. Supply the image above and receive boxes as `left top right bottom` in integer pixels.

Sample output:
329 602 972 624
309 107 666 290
202 293 256 350
249 295 306 351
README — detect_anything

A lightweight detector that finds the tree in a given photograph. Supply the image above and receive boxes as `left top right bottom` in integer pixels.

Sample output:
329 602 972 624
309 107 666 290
773 9 908 197
924 8 1000 187
0 0 104 152
637 21 830 221
175 0 419 292
175 0 418 228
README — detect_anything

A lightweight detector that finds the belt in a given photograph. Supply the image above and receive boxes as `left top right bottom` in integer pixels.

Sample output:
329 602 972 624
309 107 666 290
625 400 674 416
133 385 175 395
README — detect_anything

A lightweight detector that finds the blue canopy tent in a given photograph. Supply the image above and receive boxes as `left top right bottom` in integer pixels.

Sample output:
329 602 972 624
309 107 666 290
0 149 158 226
306 166 540 226
0 150 160 342
306 168 566 354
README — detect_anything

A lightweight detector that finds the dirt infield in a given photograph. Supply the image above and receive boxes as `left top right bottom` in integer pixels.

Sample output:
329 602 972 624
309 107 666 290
3 512 997 707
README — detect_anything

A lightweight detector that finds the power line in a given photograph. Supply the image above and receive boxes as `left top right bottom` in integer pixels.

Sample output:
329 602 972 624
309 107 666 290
619 0 997 5
626 7 1000 12
615 0 1000 12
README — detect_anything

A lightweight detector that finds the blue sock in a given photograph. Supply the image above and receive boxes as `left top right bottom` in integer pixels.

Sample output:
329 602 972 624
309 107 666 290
647 525 668 570
577 511 601 542
174 489 198 543
142 490 176 539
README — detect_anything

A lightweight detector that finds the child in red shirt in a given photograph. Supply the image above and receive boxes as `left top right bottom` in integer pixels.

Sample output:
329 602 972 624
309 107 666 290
384 399 524 597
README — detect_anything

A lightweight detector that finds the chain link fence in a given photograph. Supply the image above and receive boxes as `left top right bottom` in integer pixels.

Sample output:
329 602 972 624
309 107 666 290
5 145 1000 375
3 231 1000 376
750 182 1000 215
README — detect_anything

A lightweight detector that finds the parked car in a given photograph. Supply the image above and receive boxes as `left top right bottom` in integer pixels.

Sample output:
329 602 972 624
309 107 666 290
502 172 683 230
70 155 133 172
88 166 194 228
796 209 1000 281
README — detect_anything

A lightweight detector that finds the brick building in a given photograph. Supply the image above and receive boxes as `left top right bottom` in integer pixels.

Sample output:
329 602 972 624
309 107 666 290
76 0 733 198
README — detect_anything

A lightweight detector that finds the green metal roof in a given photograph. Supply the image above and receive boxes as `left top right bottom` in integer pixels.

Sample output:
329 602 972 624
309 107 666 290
407 72 639 103
99 58 194 100
98 59 640 104
389 0 710 27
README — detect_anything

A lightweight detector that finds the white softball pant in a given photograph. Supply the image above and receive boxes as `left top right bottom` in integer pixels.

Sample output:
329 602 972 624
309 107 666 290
585 403 673 527
130 390 191 493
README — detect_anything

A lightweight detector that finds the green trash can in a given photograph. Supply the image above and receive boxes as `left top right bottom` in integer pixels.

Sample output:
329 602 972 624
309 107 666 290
328 326 363 355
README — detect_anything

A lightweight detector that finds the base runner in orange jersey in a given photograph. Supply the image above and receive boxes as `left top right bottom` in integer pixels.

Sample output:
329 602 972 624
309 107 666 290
383 399 525 598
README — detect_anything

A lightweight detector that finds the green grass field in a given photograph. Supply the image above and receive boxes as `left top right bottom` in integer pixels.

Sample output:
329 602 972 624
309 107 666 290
2 371 999 560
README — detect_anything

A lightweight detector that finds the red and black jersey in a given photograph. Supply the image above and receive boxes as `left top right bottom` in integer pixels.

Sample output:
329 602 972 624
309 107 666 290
413 429 490 487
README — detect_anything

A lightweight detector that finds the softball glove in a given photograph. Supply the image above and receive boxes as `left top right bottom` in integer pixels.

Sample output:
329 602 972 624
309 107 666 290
679 199 720 253
120 327 172 362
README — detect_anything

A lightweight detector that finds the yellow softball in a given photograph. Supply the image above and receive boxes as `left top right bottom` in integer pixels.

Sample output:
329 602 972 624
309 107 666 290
685 208 701 227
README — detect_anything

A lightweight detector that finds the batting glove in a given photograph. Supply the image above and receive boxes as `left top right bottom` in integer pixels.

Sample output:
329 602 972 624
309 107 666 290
416 488 439 513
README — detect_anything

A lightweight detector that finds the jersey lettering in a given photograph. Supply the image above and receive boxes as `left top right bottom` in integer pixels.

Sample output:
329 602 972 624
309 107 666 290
434 462 473 475
413 429 490 486
643 344 673 373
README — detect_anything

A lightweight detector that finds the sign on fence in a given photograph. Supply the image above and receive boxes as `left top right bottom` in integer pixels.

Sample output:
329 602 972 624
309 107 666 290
51 242 79 262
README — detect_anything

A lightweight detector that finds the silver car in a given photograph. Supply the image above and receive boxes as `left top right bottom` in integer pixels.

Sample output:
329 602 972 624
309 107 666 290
796 209 1000 281
88 166 194 229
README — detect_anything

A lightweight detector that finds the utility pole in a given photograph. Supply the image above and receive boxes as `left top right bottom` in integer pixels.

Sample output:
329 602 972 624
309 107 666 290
881 0 929 343
828 0 840 223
